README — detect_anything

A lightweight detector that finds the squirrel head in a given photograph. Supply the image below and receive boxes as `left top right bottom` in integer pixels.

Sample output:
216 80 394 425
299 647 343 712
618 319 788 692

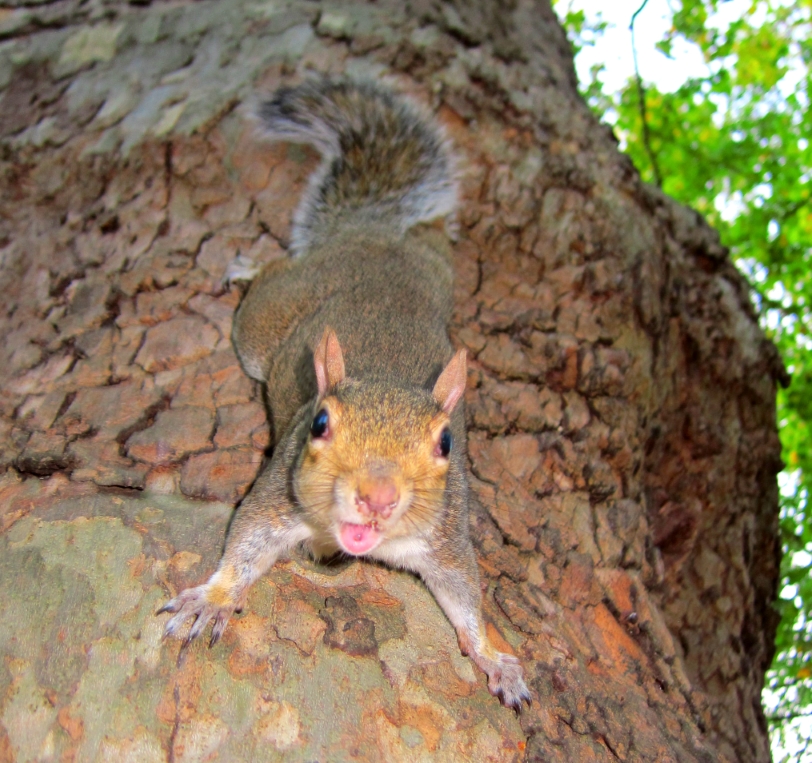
294 327 467 556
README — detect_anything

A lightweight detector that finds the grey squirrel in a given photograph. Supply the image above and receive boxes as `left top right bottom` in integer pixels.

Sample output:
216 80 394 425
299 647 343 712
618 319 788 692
159 78 531 711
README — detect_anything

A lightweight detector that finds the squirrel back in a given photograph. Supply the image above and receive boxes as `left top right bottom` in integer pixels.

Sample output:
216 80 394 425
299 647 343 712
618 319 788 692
256 78 458 255
236 79 461 426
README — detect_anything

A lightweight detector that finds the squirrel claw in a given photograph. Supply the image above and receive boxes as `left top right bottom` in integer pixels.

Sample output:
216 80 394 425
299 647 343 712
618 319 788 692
209 612 230 647
158 584 237 644
507 689 532 715
187 611 212 643
483 652 532 713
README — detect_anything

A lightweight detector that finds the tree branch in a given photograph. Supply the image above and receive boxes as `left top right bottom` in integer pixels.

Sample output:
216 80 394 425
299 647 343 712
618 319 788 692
768 708 812 723
630 0 663 187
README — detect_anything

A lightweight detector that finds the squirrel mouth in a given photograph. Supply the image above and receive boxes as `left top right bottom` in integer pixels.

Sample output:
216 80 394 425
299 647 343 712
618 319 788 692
339 522 381 555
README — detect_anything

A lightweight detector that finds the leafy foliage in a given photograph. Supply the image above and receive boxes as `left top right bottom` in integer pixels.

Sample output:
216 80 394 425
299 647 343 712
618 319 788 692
556 0 812 758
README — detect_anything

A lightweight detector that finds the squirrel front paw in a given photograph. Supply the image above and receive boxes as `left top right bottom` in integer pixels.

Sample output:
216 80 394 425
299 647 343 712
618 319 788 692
158 581 241 646
481 652 532 712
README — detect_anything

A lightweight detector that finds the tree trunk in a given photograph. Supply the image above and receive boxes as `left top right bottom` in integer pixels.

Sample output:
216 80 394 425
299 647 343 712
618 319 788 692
0 1 783 761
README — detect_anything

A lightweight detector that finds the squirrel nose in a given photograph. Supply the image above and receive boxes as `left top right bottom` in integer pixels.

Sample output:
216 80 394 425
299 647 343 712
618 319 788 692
356 477 400 519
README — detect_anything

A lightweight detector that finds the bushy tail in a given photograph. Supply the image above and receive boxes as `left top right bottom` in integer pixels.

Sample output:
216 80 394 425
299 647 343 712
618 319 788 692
256 78 458 256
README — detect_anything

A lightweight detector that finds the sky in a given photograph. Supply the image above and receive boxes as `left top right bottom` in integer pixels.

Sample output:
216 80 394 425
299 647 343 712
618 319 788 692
563 0 708 93
564 0 801 99
559 0 788 95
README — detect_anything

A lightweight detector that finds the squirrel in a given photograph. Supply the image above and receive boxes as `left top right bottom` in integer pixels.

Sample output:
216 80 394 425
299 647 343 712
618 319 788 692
159 78 531 711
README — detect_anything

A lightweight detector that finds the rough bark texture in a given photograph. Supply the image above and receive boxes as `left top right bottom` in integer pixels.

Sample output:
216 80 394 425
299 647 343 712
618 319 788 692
0 1 783 761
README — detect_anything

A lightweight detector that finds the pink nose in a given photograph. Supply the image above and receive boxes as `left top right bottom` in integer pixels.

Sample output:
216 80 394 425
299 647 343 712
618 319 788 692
357 479 399 518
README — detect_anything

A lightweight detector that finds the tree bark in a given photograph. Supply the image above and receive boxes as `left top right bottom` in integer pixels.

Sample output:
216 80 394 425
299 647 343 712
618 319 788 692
0 1 783 761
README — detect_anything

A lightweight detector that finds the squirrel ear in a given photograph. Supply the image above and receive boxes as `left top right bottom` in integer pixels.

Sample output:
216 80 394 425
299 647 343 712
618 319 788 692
314 326 346 396
433 349 467 414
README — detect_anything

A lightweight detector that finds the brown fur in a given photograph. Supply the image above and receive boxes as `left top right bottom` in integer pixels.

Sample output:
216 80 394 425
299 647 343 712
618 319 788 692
159 79 530 710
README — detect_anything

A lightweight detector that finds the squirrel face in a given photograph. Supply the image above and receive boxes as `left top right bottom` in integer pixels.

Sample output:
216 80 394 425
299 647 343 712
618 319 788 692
294 328 467 557
296 384 453 555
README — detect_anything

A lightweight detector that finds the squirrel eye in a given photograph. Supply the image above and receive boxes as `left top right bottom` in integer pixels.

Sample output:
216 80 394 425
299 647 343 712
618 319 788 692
311 408 329 438
437 427 452 458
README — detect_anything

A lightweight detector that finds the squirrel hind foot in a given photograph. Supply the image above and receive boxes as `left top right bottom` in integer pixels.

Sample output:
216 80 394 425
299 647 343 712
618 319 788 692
490 659 532 712
223 254 263 286
470 648 532 712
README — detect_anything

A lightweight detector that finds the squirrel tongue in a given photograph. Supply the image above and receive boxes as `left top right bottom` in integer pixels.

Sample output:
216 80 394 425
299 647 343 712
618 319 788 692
339 522 380 555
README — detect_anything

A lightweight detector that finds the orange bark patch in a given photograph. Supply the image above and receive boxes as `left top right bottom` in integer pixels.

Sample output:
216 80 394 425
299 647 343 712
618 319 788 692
359 587 402 608
415 659 476 699
231 132 283 193
589 603 646 674
168 550 203 575
399 702 444 752
157 655 205 726
485 622 515 656
126 553 149 579
0 727 12 763
57 707 84 741
227 612 273 676
596 568 635 616
0 472 95 532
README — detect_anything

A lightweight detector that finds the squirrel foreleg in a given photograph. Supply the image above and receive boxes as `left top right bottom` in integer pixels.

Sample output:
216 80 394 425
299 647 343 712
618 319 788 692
414 549 532 711
159 437 310 646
